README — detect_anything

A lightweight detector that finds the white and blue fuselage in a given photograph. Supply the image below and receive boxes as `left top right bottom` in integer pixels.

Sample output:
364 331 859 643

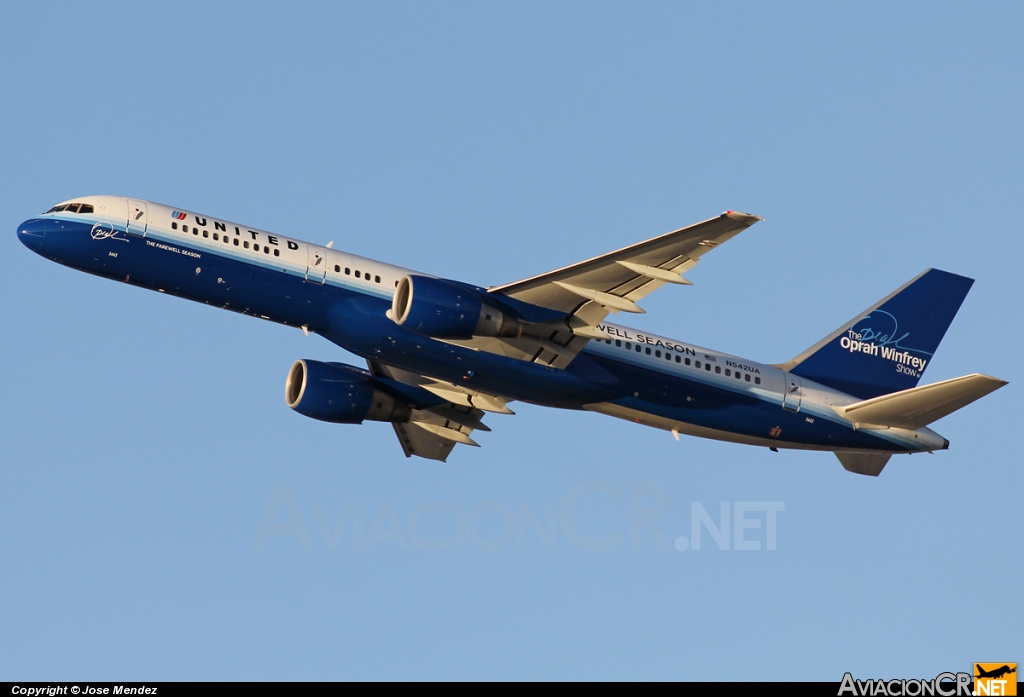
17 196 955 461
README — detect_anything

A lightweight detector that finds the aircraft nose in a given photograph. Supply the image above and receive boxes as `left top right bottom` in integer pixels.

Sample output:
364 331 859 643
17 218 49 253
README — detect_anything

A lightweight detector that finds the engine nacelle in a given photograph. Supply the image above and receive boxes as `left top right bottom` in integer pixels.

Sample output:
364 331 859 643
284 360 411 424
391 275 522 339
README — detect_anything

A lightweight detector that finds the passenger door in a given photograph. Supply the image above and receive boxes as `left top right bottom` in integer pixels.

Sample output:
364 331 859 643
306 245 327 284
782 372 802 412
126 199 147 236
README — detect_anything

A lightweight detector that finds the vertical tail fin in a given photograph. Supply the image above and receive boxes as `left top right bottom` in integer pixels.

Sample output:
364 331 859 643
781 269 974 399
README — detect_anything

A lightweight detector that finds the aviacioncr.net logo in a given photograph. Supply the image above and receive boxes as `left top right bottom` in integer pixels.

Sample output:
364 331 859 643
838 672 972 697
974 664 1017 696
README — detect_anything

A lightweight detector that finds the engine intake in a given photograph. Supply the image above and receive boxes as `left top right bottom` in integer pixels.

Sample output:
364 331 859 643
285 360 411 424
391 275 521 339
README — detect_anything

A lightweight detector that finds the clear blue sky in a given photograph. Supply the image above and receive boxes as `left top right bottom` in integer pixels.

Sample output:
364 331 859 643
1 1 1020 681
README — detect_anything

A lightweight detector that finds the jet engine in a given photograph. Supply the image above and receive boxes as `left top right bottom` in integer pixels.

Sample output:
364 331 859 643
391 275 522 339
285 359 411 424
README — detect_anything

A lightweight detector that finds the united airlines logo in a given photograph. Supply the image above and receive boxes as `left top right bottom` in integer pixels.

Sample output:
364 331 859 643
171 211 187 220
839 310 930 378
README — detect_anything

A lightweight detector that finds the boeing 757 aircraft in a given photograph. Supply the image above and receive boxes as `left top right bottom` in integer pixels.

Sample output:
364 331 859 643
18 197 1007 476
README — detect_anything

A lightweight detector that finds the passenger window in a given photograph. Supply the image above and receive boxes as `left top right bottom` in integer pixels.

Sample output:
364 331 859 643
615 340 621 347
705 363 711 371
715 366 721 374
171 222 178 230
655 350 661 358
254 244 260 252
213 233 219 241
203 230 209 238
345 268 351 275
625 342 631 350
375 275 381 283
274 249 280 257
695 361 701 369
685 358 691 366
233 238 239 246
735 372 741 379
745 374 751 382
725 369 731 377
675 355 680 363
355 270 361 278
243 241 250 249
635 345 641 353
193 229 199 235
264 247 270 254
645 347 651 355
754 377 761 385
334 265 340 273
183 225 189 233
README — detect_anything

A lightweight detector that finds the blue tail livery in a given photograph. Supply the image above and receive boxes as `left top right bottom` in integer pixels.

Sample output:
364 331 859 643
781 269 975 400
17 196 1007 476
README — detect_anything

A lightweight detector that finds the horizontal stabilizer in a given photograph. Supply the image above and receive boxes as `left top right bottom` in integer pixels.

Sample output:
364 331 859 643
834 373 1007 429
835 452 892 477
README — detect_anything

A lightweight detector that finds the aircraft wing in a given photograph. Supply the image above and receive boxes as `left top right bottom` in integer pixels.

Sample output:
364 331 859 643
444 211 762 368
367 360 513 462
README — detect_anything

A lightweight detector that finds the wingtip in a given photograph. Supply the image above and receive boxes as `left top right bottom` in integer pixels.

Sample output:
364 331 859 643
971 373 1009 388
723 210 764 222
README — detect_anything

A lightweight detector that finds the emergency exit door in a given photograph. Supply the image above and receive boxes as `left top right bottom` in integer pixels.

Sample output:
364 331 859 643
782 373 802 412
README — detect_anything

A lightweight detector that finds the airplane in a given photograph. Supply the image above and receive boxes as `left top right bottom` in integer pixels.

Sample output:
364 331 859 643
17 196 1007 476
975 665 1016 680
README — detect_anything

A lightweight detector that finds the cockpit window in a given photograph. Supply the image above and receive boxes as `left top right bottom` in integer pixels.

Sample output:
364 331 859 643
45 203 93 214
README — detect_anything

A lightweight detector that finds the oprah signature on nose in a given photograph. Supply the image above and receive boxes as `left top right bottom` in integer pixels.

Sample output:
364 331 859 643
90 222 128 242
